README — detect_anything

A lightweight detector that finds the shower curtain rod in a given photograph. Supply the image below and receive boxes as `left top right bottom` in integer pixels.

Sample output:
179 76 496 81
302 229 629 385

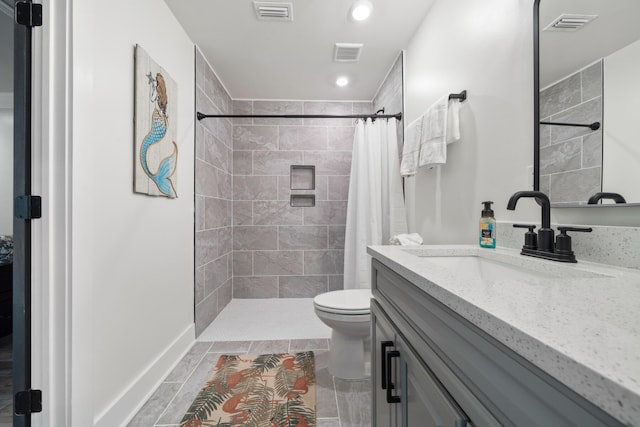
196 111 402 121
196 90 467 121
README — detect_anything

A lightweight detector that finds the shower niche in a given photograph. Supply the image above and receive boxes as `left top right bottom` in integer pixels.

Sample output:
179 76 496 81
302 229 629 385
290 165 315 190
290 165 316 207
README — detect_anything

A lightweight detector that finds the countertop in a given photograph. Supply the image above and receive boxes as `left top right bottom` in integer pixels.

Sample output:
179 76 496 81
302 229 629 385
368 244 640 427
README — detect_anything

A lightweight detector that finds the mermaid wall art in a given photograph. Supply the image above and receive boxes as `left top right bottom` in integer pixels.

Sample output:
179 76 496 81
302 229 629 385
134 45 178 198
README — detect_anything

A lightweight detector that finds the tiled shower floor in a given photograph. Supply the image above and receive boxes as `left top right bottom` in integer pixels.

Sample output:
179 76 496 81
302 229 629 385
128 299 370 427
197 298 331 341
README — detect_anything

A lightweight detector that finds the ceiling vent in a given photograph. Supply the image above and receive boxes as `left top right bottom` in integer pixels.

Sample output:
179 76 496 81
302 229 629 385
334 43 363 62
254 1 293 21
543 14 598 32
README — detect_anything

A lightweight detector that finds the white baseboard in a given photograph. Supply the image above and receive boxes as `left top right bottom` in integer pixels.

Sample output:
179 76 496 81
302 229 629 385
93 324 195 427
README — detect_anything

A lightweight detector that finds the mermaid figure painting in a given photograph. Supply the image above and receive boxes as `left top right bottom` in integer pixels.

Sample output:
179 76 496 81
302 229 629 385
134 45 178 198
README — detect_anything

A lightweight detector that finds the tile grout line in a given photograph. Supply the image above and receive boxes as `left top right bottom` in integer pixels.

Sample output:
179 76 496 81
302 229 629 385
332 374 343 427
152 343 213 427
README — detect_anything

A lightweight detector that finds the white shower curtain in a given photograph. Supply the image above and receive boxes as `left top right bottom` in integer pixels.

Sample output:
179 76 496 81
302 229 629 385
343 118 408 289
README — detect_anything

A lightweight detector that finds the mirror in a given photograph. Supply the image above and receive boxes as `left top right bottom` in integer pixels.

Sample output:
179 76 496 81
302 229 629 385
536 0 640 207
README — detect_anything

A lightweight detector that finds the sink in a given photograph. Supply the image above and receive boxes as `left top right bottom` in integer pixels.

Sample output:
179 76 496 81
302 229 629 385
424 256 560 282
399 247 611 281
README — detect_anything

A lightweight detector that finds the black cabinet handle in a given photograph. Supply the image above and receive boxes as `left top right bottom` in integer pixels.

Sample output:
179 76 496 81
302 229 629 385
381 341 393 390
386 350 401 403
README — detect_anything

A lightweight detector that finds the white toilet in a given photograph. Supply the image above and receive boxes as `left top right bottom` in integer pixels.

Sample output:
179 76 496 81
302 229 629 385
313 289 372 379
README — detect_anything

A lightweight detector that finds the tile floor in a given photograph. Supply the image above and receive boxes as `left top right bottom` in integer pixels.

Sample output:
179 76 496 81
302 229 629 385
197 298 331 341
128 299 371 427
127 339 371 427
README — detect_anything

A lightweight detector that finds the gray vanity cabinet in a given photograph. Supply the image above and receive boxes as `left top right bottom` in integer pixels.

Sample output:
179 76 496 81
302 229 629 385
373 300 470 427
371 258 625 427
372 303 399 426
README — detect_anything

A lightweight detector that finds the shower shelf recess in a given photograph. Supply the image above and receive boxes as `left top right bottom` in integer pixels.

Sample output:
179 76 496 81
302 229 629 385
290 165 315 190
290 194 315 207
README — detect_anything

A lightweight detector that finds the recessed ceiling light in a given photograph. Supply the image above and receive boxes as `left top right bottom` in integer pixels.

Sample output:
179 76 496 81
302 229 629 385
336 77 349 87
350 0 372 21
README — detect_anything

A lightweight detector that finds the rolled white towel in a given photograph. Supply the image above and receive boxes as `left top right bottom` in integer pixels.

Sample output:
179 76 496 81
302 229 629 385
390 233 423 246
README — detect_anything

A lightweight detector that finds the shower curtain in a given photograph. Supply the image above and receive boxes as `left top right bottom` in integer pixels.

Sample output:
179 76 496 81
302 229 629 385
343 118 408 289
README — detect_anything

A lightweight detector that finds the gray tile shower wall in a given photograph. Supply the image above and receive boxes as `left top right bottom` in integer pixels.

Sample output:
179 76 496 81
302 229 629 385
195 49 234 336
540 61 603 204
232 100 372 298
373 52 404 149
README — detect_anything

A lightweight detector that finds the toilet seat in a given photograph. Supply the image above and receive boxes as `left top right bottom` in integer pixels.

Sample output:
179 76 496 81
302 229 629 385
313 289 371 315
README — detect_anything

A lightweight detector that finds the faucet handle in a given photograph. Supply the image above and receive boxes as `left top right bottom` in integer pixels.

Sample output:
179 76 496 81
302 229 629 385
555 226 593 256
513 224 536 231
513 224 538 250
557 226 593 234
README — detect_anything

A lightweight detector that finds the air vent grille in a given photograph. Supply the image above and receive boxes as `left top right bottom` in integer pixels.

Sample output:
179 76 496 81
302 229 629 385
334 43 363 62
254 1 293 21
543 14 598 32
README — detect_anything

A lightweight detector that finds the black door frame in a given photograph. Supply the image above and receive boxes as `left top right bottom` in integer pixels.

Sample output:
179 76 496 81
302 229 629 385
13 1 42 425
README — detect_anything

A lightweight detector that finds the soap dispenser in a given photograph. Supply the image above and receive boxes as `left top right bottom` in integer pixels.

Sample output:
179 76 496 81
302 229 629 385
479 201 496 248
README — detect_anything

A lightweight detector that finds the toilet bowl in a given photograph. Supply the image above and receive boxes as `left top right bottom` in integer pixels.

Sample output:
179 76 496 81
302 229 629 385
313 289 372 379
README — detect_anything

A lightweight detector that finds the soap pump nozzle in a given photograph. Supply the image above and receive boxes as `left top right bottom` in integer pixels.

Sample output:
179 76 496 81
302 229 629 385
481 201 494 218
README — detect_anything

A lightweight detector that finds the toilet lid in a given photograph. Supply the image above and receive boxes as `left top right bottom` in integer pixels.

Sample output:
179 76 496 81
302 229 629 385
314 289 372 315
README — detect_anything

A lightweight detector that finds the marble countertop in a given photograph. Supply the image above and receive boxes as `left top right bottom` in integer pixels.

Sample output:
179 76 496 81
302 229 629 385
368 244 640 427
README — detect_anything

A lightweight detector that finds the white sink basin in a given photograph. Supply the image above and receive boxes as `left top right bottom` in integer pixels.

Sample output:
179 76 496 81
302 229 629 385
424 256 560 282
400 248 611 281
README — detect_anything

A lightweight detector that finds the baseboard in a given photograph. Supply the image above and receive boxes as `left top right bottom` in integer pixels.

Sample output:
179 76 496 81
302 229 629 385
93 323 195 427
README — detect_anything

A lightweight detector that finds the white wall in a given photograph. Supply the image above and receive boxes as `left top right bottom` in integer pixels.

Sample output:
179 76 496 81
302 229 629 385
603 38 640 202
0 94 12 235
404 0 536 243
71 0 195 424
403 0 640 242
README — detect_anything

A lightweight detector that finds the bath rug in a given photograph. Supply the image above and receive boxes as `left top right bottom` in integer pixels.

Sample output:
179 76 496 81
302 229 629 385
179 351 316 427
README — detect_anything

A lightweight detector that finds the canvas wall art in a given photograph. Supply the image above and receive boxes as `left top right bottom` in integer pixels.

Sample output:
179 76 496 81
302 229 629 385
134 44 178 198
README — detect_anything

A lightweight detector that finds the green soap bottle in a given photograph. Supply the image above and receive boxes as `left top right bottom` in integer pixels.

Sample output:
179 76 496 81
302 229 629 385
479 201 496 248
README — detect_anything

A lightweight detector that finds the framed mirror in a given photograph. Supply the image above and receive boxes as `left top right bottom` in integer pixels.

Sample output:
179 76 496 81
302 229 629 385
535 0 640 207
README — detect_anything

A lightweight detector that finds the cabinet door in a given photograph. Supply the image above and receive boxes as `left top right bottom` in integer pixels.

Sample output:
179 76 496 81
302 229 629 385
371 303 400 427
396 335 470 427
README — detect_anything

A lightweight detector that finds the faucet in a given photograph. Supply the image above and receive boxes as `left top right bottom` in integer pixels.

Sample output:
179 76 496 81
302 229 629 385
506 190 592 263
587 192 626 204
506 191 554 252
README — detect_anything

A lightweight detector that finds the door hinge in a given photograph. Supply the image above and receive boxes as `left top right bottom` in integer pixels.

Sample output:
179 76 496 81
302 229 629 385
15 195 42 220
14 389 43 415
15 2 43 27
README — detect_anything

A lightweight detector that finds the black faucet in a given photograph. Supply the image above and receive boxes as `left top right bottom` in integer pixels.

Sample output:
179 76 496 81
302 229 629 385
506 191 592 263
587 192 626 204
506 191 554 252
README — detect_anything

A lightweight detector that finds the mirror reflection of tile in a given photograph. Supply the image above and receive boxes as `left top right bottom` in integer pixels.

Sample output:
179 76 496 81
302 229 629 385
539 61 602 205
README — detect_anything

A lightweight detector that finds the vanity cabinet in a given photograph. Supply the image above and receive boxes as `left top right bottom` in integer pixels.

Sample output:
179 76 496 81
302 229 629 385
373 300 470 426
371 258 624 427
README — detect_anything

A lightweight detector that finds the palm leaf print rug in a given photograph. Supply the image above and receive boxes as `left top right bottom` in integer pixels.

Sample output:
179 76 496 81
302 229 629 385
180 352 316 427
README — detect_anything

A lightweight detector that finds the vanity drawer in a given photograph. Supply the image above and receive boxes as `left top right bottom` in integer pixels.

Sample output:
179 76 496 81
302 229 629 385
372 258 623 427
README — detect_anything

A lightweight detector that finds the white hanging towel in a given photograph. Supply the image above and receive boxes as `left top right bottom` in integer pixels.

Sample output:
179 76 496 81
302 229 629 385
447 96 461 143
400 116 423 177
344 118 408 290
418 95 462 168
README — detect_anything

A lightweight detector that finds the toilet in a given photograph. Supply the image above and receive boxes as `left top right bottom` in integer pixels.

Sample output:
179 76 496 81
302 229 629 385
313 289 372 379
